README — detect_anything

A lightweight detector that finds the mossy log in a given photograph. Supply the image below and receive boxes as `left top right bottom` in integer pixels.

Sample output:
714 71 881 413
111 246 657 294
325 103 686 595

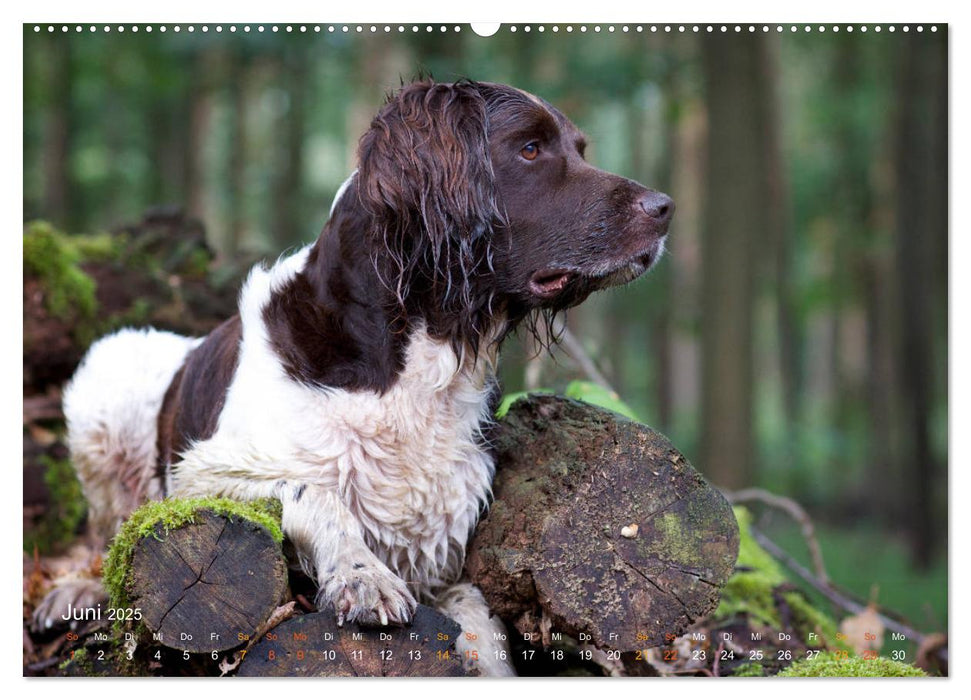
465 395 739 653
237 605 470 677
109 499 287 654
22 214 233 394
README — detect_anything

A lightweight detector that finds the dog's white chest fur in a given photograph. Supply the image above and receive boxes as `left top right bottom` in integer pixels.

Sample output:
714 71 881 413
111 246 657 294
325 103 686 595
171 248 497 596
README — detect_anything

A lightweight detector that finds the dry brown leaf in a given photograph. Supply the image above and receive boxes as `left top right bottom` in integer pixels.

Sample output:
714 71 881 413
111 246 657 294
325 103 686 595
839 603 884 654
28 423 58 446
646 629 711 676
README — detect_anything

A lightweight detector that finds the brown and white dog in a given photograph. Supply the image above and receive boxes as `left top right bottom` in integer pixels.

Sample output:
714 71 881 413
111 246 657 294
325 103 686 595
33 80 673 675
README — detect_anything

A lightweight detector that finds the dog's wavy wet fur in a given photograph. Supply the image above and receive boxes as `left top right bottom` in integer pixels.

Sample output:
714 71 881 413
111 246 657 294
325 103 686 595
33 80 673 677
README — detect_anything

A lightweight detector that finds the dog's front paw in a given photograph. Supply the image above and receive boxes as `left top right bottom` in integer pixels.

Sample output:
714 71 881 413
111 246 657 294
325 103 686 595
30 576 107 633
319 563 417 627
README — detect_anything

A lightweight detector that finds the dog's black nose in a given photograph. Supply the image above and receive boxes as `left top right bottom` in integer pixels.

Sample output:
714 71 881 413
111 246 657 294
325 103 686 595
638 191 675 227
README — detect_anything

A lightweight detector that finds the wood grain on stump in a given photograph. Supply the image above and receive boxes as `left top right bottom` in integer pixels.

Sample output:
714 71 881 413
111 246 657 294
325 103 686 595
237 605 470 677
128 510 287 654
466 396 739 652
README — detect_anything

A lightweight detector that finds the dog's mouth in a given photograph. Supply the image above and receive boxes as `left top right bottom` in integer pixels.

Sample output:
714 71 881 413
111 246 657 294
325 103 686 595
528 268 577 300
529 245 663 302
627 247 660 277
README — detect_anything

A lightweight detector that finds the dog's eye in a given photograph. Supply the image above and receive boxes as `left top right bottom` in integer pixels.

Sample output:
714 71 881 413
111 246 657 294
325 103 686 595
520 142 540 161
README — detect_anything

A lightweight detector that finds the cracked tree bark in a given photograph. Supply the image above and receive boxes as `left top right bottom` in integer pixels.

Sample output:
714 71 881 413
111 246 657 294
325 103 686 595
128 510 288 654
465 395 739 652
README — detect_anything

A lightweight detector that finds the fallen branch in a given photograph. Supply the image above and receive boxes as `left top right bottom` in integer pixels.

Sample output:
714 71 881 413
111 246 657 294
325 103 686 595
749 524 946 668
560 327 618 396
726 487 829 585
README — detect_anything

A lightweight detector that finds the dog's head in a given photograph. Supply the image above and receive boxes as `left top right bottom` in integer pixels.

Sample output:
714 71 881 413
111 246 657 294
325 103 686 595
354 79 673 344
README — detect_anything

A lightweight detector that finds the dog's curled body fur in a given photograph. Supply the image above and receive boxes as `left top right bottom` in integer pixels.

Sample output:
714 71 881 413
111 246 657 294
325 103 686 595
58 243 511 673
168 242 501 597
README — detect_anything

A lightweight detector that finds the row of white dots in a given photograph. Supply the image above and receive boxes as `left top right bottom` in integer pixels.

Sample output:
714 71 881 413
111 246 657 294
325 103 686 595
32 24 941 34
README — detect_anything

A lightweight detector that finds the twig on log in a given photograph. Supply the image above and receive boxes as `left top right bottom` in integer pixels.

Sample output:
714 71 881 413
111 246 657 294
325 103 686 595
247 601 299 651
726 487 829 585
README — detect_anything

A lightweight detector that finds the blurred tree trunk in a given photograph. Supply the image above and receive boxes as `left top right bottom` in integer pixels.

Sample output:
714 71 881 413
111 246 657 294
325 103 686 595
647 34 678 432
893 31 947 568
830 38 873 492
227 49 249 259
863 247 899 515
147 70 187 210
649 104 676 432
274 46 308 248
699 35 770 489
761 36 800 437
184 52 211 228
861 42 902 521
147 102 176 207
42 36 75 230
667 95 705 455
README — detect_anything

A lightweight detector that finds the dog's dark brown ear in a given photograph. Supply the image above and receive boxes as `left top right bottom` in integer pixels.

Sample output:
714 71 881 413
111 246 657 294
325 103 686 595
357 80 501 306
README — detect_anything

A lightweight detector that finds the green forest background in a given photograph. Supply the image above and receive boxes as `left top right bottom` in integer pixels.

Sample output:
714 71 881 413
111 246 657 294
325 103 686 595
22 25 948 633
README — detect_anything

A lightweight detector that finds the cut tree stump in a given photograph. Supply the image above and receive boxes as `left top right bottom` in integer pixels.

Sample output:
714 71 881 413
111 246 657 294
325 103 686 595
125 506 287 654
237 605 470 677
465 395 739 652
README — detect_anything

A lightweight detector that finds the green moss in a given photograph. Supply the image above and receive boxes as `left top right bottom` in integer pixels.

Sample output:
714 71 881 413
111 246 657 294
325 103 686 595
105 296 153 329
102 497 283 612
647 509 713 570
783 590 841 646
60 647 90 674
183 246 213 277
564 380 640 420
496 390 552 418
23 221 98 335
712 508 850 661
72 231 124 263
61 641 137 676
714 507 788 628
24 455 87 554
731 661 766 677
496 382 639 421
778 650 927 677
655 511 683 543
